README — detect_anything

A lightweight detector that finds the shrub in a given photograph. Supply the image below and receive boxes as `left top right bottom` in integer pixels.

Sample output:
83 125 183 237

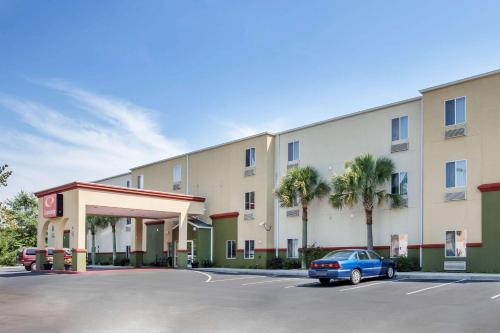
283 259 301 269
268 257 284 269
394 256 420 272
115 258 130 266
0 251 17 266
304 246 329 267
201 259 213 268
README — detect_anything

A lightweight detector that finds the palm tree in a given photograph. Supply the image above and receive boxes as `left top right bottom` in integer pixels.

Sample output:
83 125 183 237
330 154 402 251
86 216 118 265
276 166 330 269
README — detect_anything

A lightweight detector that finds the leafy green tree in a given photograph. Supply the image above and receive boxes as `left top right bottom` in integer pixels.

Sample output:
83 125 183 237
276 166 330 269
330 154 402 250
0 191 38 266
86 215 119 265
0 164 12 188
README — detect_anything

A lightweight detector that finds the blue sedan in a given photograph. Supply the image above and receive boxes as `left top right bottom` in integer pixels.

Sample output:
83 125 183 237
308 249 396 285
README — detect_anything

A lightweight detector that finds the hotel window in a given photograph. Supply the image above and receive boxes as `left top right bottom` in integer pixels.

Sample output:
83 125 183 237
245 148 256 168
126 217 131 225
445 230 466 257
287 141 299 162
445 160 467 188
137 175 144 189
391 116 408 141
226 240 236 259
292 194 299 207
391 172 408 196
287 239 299 258
126 180 131 188
173 165 182 184
244 240 255 259
445 97 466 126
245 192 255 210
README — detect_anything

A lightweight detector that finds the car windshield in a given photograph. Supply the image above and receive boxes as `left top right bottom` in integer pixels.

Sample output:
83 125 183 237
322 250 354 260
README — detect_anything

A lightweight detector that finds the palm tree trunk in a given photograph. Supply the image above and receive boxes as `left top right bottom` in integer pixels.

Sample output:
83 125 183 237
91 229 96 265
301 205 308 270
111 224 117 265
365 208 374 250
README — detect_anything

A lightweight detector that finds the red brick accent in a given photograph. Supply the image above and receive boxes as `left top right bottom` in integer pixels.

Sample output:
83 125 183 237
209 212 239 219
478 183 500 192
131 250 145 253
72 248 87 253
53 249 66 254
145 220 165 225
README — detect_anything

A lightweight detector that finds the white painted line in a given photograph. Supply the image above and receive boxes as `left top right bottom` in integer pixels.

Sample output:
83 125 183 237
242 278 295 286
491 293 500 300
209 276 266 283
284 285 296 289
339 281 388 291
406 279 467 295
189 270 212 282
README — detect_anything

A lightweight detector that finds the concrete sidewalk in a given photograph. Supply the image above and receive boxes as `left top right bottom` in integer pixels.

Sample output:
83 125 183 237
194 267 500 281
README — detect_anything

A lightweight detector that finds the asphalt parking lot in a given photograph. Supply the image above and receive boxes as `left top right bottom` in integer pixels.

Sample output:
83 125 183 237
1 267 500 333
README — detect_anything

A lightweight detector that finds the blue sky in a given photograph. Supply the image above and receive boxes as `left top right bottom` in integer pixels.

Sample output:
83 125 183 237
1 1 500 200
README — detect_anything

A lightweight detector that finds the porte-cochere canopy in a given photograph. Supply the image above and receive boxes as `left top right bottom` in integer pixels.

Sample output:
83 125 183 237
34 181 206 271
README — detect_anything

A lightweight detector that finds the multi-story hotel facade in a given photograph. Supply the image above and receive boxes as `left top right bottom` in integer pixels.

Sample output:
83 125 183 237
41 69 500 272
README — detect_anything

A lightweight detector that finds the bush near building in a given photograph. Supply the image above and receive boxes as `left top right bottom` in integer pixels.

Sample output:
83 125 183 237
0 191 38 266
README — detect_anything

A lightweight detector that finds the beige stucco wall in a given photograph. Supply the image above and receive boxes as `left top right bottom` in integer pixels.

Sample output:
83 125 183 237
131 134 276 250
89 173 133 252
422 72 500 244
275 98 423 249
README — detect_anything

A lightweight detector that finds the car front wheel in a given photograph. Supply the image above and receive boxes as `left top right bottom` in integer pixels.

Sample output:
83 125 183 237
24 264 31 271
386 266 395 279
319 278 331 286
350 269 361 285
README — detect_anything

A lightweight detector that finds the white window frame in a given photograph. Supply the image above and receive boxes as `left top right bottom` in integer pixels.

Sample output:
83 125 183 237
244 240 255 259
245 147 256 168
137 175 144 189
444 159 467 189
173 164 182 184
245 191 255 211
391 171 408 196
287 238 299 258
226 240 236 259
287 140 300 163
444 96 467 126
391 115 409 142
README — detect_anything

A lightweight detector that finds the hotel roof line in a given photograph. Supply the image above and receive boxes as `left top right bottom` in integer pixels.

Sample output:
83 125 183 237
92 172 132 184
130 132 274 171
419 68 500 93
119 68 500 173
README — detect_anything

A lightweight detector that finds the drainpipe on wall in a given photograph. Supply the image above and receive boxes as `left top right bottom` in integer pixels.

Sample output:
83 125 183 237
186 154 189 195
419 97 424 268
275 135 281 258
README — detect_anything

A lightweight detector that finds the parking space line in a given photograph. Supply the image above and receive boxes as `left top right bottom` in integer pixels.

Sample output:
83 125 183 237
491 293 500 300
242 278 295 286
209 276 265 283
339 281 388 291
406 279 467 295
190 270 212 282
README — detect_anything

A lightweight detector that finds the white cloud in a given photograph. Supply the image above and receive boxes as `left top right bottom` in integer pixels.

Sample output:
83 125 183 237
0 84 188 201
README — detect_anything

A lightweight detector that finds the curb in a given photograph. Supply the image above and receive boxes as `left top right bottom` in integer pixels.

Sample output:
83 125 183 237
194 268 500 281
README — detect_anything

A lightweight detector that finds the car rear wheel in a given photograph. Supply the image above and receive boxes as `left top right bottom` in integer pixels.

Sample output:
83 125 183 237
350 269 361 285
30 262 36 272
319 278 331 286
386 266 395 279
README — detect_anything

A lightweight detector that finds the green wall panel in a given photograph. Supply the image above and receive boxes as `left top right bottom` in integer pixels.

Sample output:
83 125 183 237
144 224 164 265
423 191 500 273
